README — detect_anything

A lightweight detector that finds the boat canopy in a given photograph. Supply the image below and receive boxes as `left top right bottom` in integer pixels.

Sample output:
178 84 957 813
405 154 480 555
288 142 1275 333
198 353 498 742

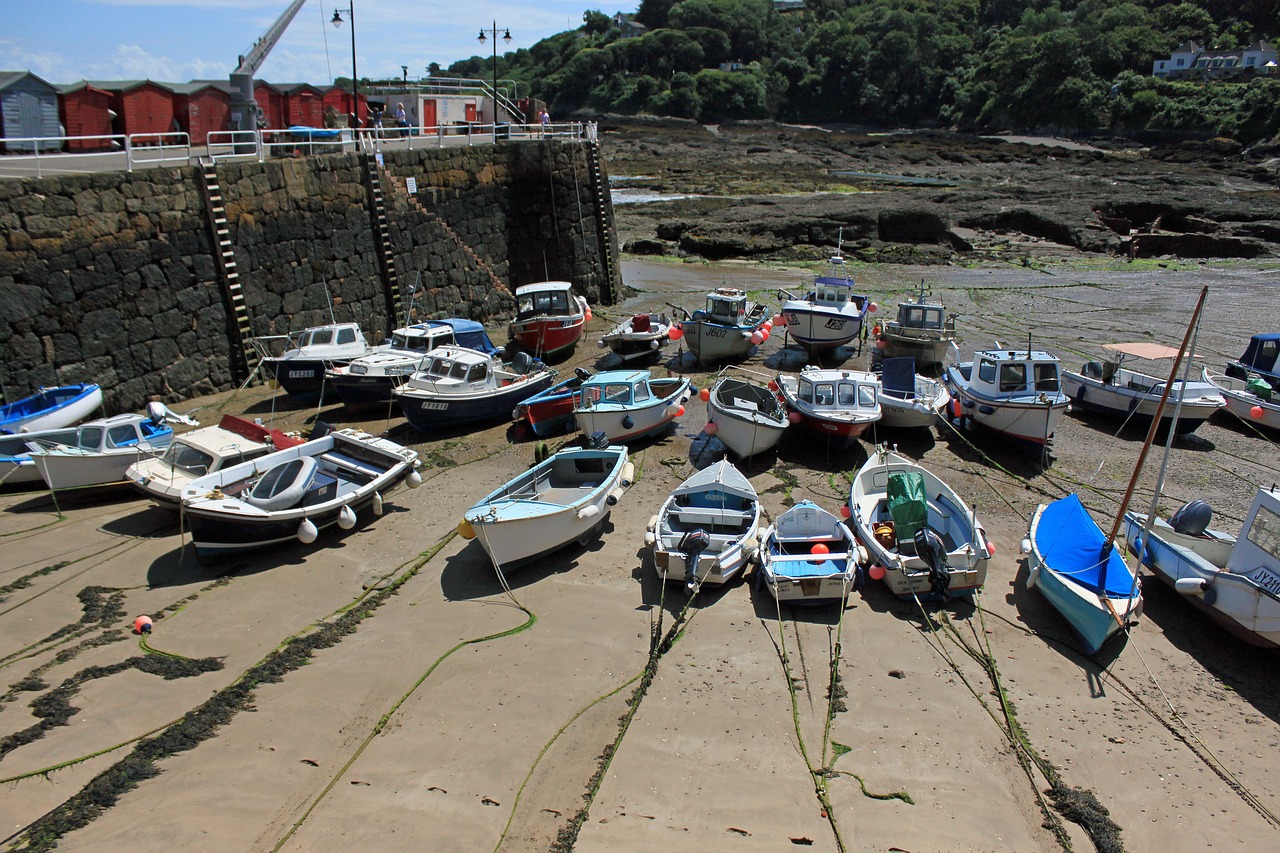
1036 495 1136 597
1101 342 1182 360
439 318 499 355
1238 333 1280 374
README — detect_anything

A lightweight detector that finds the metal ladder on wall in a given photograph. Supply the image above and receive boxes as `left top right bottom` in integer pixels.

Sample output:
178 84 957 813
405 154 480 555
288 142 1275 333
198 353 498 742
361 151 401 321
584 140 618 305
198 162 257 377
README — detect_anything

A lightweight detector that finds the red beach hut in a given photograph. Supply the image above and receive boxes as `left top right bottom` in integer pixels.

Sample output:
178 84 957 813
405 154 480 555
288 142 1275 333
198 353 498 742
279 83 325 127
253 81 286 130
89 80 176 140
169 80 231 145
58 81 115 151
321 85 366 127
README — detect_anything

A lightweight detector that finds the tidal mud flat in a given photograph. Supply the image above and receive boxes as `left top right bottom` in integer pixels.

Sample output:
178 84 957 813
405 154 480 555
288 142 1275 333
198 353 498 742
1 258 1278 852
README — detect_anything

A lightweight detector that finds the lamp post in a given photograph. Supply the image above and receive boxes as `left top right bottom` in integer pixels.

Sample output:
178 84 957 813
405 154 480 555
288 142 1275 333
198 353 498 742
477 23 512 142
330 4 359 148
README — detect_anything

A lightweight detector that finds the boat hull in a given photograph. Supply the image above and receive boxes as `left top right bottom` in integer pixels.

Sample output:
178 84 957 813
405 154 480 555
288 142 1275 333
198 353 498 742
1123 512 1280 649
574 379 690 443
329 373 403 410
265 358 350 401
1061 371 1222 433
1 384 103 434
878 377 950 430
946 365 1068 448
682 322 755 365
400 374 556 432
882 332 953 366
1206 370 1280 431
780 306 861 352
515 374 590 437
34 444 170 491
511 317 585 359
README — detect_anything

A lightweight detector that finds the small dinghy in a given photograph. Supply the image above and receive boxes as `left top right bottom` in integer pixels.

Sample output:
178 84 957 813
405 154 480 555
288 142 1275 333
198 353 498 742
180 426 421 558
513 368 593 438
460 437 632 570
849 445 990 600
30 404 193 491
703 370 789 459
573 369 691 443
875 357 950 430
598 311 671 362
757 500 861 605
1024 495 1143 655
646 460 761 589
128 414 305 508
0 383 102 434
1204 368 1280 432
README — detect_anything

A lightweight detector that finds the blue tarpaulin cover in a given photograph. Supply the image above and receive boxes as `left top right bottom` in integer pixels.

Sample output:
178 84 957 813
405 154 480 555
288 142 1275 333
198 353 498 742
1036 494 1134 597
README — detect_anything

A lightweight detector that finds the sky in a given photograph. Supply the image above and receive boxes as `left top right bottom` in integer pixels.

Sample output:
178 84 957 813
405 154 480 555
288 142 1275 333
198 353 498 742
2 0 626 86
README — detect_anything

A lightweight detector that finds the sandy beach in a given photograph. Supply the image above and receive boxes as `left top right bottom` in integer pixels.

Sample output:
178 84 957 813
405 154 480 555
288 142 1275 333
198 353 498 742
2 258 1279 852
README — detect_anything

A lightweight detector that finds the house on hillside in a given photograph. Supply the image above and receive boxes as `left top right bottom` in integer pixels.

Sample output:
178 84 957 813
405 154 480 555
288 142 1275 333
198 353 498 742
1152 39 1277 79
612 13 647 39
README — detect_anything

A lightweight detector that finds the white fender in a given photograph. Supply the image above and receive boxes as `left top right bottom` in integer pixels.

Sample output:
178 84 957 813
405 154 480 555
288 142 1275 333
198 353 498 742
337 505 357 530
606 487 625 506
855 544 869 566
1175 577 1210 597
597 338 607 348
406 469 423 489
372 492 384 516
620 462 635 487
578 504 600 520
1019 537 1032 555
1027 562 1040 588
647 514 660 531
643 531 656 546
665 404 681 417
297 518 319 544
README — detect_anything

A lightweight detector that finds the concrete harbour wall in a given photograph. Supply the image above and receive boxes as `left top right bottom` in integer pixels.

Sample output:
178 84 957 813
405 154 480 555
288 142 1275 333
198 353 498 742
0 141 618 412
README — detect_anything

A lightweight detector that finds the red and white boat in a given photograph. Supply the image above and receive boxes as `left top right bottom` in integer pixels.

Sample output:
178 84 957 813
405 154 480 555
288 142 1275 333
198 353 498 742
508 281 590 359
776 367 881 445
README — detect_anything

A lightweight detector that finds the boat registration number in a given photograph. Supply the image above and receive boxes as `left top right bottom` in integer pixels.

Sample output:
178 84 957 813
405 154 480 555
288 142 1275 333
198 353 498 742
288 370 314 379
1247 565 1280 596
824 318 847 330
705 328 728 337
416 402 450 411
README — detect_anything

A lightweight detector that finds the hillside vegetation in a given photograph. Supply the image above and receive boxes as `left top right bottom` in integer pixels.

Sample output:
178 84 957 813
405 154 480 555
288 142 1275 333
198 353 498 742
441 0 1280 143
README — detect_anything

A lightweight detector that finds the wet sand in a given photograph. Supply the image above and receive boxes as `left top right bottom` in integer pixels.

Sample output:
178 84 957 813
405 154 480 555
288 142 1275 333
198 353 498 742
2 258 1278 851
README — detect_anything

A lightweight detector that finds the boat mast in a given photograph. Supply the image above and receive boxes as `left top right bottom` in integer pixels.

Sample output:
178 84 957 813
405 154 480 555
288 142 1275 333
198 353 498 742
1100 286 1208 590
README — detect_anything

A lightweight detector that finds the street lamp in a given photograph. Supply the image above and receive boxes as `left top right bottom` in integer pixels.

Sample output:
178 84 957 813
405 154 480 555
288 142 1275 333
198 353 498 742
477 23 512 142
331 4 359 148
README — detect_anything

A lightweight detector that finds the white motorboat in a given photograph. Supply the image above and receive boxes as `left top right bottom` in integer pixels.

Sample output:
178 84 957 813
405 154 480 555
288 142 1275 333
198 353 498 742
30 407 188 491
180 427 421 558
703 371 789 459
875 357 950 430
757 500 861 605
127 414 305 508
646 460 761 589
1061 342 1224 433
848 446 990 600
675 288 770 366
1124 488 1280 650
573 369 691 443
777 245 870 354
460 441 632 570
877 282 956 367
945 345 1069 458
1204 368 1280 432
255 322 375 402
775 367 881 446
393 347 557 432
598 311 671 362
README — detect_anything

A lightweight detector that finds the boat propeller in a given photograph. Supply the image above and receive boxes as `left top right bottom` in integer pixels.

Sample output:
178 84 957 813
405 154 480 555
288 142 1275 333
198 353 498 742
680 528 712 591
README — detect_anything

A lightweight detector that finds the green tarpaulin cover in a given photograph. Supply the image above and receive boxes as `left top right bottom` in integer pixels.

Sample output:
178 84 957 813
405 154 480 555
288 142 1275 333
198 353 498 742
1246 376 1273 401
887 472 928 543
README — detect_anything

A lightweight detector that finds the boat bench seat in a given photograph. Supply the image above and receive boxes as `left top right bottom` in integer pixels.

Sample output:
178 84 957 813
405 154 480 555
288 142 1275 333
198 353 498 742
318 451 384 481
671 506 753 527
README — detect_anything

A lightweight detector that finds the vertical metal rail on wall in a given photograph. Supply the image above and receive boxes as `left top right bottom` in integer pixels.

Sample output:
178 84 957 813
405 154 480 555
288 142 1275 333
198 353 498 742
198 162 258 379
585 141 619 305
361 151 402 322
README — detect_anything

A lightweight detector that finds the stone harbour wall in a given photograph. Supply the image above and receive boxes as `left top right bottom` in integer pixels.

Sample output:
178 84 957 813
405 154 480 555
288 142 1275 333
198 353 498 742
0 140 616 413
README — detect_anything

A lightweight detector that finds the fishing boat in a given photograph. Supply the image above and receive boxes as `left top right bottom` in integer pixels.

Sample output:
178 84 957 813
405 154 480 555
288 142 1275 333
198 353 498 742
573 369 691 443
326 319 495 411
459 438 632 570
1225 333 1280 391
944 344 1069 458
875 357 950 430
1204 368 1280 431
757 500 861 605
127 414 305 508
849 445 990 600
394 347 556 432
508 281 590 359
777 245 870 354
877 282 957 367
255 322 375 402
0 383 102 434
0 427 79 486
704 370 789 459
1124 487 1280 649
775 366 881 445
1024 495 1143 654
179 426 421 558
646 460 762 589
1060 342 1224 433
676 288 770 366
513 368 593 438
29 406 190 491
598 311 671 362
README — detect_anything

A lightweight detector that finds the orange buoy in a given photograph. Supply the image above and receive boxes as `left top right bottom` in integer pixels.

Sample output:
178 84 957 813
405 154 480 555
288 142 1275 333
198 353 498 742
133 615 153 634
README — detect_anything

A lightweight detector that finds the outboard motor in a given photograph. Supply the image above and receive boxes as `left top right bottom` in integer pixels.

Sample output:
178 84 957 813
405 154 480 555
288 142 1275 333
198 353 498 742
1170 500 1212 537
510 350 533 375
586 430 610 450
913 528 951 599
679 528 712 591
575 367 592 382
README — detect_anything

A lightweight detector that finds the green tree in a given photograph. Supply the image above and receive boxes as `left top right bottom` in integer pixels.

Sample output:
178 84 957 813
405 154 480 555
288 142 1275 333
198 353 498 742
583 10 612 35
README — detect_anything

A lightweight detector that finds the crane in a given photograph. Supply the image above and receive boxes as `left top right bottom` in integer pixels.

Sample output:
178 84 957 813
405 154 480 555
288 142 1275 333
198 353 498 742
228 0 310 134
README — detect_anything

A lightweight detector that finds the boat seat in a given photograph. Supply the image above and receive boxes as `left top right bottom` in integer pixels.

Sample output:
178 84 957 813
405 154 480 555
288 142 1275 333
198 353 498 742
318 450 384 479
672 506 753 527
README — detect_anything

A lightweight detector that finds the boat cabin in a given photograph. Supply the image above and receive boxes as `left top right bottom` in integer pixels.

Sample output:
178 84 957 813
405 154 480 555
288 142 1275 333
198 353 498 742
515 281 577 319
895 302 949 331
288 323 364 353
75 414 171 452
971 350 1061 396
388 321 460 354
579 370 655 407
1228 333 1280 388
412 347 500 389
155 423 275 477
1228 487 1280 591
796 371 877 410
697 288 749 324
